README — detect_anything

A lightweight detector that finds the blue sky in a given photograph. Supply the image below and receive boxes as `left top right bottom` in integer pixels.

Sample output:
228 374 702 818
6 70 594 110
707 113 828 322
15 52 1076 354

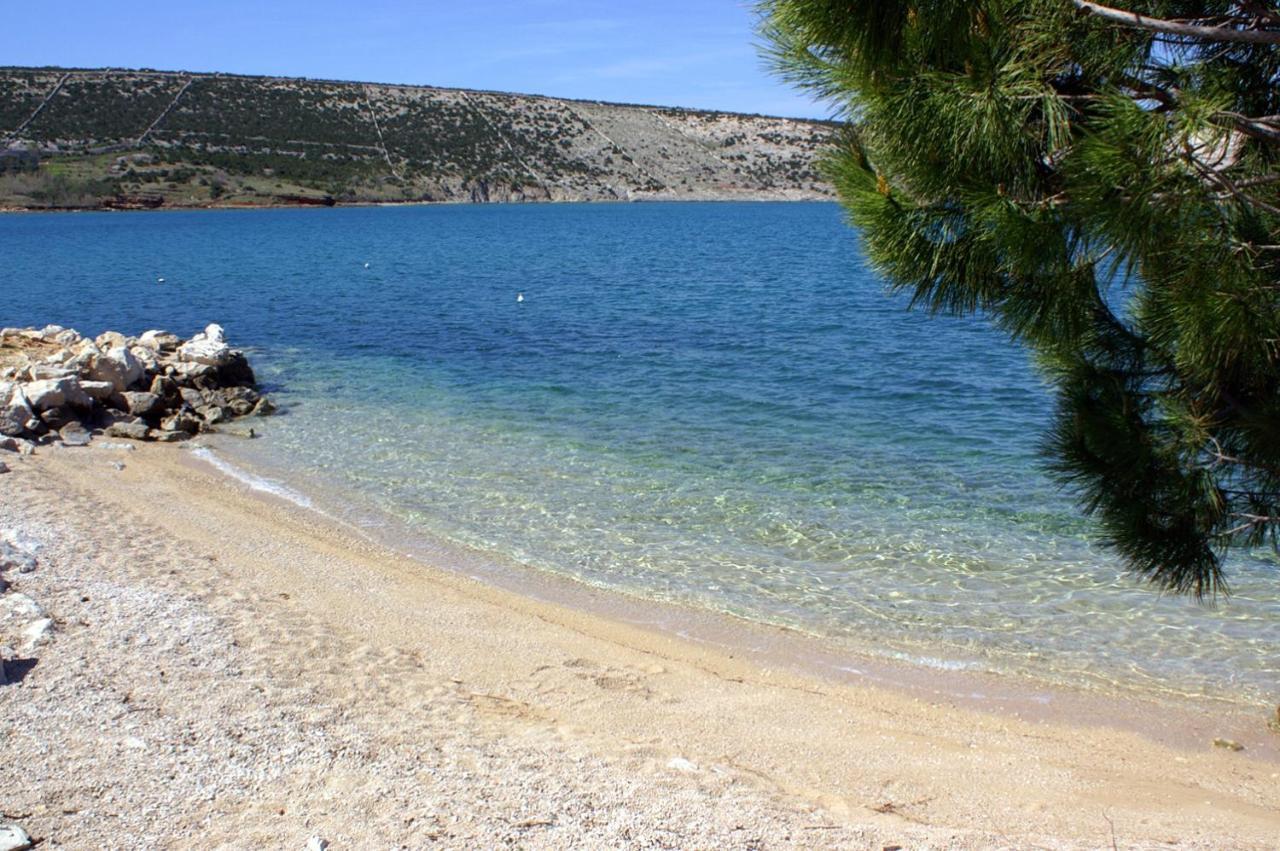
0 1 827 118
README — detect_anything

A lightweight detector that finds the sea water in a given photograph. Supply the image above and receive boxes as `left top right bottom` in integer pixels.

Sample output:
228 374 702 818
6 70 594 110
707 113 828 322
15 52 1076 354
3 202 1276 706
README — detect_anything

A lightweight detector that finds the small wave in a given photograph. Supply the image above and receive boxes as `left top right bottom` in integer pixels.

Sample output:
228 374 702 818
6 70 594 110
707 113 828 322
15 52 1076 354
190 448 314 509
882 650 984 672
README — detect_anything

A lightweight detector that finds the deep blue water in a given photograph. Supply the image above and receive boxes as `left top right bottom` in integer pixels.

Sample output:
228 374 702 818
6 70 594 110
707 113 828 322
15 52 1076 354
2 202 1276 704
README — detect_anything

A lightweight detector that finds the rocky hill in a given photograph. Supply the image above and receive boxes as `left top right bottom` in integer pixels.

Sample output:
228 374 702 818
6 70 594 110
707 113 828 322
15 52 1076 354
0 67 836 209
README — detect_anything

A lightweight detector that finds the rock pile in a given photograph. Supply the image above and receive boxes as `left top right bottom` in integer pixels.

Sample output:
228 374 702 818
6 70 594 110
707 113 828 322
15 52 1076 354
0 323 272 450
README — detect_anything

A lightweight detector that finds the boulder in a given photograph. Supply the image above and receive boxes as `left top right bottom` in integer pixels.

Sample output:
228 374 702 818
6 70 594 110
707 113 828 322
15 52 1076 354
59 421 93 446
130 345 159 373
95 330 129 349
24 376 91 411
29 363 73 381
179 387 204 409
178 336 234 367
104 421 150 441
172 361 213 382
119 391 163 419
214 351 256 387
149 374 179 401
39 407 74 431
39 324 66 339
0 388 38 437
148 429 190 443
54 328 82 346
161 410 202 434
137 329 181 351
90 346 144 391
196 404 228 425
252 397 277 417
79 380 115 401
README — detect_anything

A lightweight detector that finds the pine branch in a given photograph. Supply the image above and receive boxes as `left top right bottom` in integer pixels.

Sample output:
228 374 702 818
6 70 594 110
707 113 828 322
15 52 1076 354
1073 0 1280 45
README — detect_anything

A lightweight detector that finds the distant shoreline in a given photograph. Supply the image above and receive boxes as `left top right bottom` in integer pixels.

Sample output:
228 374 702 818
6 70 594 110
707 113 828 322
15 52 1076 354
0 192 836 214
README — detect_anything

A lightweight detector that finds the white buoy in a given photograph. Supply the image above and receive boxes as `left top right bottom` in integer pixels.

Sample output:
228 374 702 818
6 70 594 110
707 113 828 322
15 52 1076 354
157 277 165 283
516 292 524 303
364 262 370 269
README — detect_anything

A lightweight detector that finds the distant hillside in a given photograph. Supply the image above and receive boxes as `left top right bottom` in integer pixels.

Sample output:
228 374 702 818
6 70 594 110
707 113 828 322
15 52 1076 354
0 67 836 210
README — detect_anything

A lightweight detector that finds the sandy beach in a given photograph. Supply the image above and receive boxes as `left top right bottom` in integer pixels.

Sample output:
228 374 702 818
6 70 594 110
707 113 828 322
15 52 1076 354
2 441 1278 849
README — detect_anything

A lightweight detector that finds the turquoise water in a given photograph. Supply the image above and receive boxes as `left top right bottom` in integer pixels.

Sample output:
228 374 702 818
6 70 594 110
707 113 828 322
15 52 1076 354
2 203 1276 704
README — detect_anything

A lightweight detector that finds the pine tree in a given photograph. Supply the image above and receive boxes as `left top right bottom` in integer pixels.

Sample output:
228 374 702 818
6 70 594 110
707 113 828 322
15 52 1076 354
758 1 1280 596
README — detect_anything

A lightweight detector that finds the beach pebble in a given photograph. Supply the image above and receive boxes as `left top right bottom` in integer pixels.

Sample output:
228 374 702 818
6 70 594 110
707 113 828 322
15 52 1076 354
0 822 33 851
305 837 329 851
0 542 37 574
1212 737 1244 752
0 594 44 619
21 618 54 652
0 462 8 474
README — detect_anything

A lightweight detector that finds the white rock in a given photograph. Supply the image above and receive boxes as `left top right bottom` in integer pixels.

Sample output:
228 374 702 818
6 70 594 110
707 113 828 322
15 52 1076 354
178 337 233 367
95 330 128 349
29 363 73 380
0 388 38 437
21 617 53 651
90 346 144 391
0 593 44 619
202 323 226 344
0 822 33 851
667 757 699 773
130 345 159 372
55 328 82 346
306 837 329 851
136 329 181 351
23 377 91 411
79 380 115 400
39 324 65 339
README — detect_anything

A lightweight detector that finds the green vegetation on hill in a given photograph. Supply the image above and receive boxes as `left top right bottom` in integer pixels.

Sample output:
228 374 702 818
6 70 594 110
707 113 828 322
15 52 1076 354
0 66 835 208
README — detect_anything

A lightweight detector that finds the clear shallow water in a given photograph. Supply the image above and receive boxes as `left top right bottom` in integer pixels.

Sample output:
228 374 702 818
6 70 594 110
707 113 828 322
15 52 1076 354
2 203 1277 705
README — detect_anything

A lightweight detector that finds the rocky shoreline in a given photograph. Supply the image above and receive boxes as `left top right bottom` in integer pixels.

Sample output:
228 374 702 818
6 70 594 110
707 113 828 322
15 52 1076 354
0 323 273 453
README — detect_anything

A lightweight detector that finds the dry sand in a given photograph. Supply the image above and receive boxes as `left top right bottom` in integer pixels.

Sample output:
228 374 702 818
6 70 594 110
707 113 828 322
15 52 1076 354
1 441 1278 849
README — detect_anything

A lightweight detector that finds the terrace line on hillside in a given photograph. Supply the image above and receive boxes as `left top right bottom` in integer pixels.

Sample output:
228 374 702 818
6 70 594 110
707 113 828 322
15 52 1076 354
0 66 836 209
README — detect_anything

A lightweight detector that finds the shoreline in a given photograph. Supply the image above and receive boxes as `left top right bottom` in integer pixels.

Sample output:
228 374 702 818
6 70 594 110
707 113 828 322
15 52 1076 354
195 434 1280 755
3 440 1278 847
202 429 1279 726
0 193 836 216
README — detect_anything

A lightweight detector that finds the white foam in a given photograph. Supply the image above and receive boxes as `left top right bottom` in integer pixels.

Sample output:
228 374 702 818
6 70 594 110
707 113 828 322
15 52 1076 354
190 448 314 509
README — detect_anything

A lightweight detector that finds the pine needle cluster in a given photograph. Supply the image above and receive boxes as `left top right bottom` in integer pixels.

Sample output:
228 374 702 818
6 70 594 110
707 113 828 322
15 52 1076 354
758 1 1280 596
